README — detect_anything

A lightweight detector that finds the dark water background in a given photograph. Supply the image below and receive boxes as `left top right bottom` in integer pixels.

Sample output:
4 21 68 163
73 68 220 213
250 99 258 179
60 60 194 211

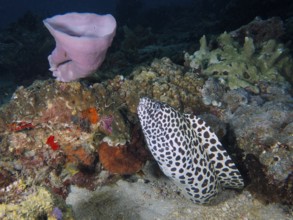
0 0 292 105
0 0 194 29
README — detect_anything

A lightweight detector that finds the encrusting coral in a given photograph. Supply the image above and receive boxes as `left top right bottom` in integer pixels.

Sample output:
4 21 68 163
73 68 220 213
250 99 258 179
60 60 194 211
98 142 144 175
98 124 150 175
0 186 73 219
81 107 99 125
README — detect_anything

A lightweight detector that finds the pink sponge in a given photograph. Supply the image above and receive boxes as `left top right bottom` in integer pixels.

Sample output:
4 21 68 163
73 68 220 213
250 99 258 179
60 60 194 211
43 12 116 82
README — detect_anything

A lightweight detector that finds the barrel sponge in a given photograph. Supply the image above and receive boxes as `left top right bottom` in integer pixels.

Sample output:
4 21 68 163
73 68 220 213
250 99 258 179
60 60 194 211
43 12 116 82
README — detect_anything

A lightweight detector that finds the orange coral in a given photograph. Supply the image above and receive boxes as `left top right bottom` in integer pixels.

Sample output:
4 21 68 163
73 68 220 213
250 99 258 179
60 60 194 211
64 145 96 167
98 142 144 175
81 107 99 124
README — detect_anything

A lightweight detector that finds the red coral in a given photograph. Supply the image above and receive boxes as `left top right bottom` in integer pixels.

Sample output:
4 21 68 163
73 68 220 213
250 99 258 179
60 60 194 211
46 135 60 151
7 121 35 132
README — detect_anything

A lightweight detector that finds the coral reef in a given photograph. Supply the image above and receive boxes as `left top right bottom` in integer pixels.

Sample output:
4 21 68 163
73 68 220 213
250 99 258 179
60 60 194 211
0 186 72 219
0 15 292 217
0 79 134 217
0 56 208 218
183 28 293 203
184 32 293 93
1 47 292 208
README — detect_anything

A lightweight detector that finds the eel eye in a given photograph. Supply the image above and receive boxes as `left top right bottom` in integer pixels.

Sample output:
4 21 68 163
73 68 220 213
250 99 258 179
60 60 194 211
151 102 160 112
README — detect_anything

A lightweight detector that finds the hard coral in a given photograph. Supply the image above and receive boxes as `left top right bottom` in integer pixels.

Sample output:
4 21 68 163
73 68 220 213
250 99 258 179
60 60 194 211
39 98 72 124
184 32 293 93
0 187 71 219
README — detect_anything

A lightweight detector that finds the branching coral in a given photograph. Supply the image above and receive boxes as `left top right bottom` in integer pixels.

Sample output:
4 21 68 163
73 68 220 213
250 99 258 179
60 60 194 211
184 32 293 93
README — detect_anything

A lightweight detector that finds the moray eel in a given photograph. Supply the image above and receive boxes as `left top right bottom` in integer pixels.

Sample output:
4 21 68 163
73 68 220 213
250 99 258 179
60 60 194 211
137 97 244 204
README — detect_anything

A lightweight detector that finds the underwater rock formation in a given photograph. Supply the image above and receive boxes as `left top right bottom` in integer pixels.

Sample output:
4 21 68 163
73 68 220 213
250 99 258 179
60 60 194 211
183 28 293 204
227 97 293 204
0 56 208 218
230 17 285 46
0 79 133 212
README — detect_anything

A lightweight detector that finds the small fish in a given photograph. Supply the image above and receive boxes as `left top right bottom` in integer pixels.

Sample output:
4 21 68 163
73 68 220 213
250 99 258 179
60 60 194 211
137 97 244 204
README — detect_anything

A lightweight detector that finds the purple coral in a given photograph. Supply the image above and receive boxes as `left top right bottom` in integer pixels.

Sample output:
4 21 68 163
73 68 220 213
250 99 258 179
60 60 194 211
52 207 63 220
99 115 114 134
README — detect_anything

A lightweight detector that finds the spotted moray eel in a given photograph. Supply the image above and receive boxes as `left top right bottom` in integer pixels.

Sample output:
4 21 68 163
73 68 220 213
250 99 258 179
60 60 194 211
137 97 244 204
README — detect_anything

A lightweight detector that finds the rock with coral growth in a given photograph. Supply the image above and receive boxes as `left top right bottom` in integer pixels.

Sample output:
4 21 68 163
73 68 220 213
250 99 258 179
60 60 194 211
98 142 145 175
228 98 293 204
230 17 285 45
64 145 96 167
81 107 99 124
0 186 73 219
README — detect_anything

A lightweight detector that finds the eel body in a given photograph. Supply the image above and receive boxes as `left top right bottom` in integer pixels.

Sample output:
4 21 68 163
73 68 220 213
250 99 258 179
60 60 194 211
137 97 244 204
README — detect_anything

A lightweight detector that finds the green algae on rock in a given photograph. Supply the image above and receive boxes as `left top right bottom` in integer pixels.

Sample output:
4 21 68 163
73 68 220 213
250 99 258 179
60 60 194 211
184 32 293 93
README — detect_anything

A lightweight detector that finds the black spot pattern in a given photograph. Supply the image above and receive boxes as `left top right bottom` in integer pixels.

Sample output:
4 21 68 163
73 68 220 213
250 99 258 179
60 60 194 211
138 97 244 204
